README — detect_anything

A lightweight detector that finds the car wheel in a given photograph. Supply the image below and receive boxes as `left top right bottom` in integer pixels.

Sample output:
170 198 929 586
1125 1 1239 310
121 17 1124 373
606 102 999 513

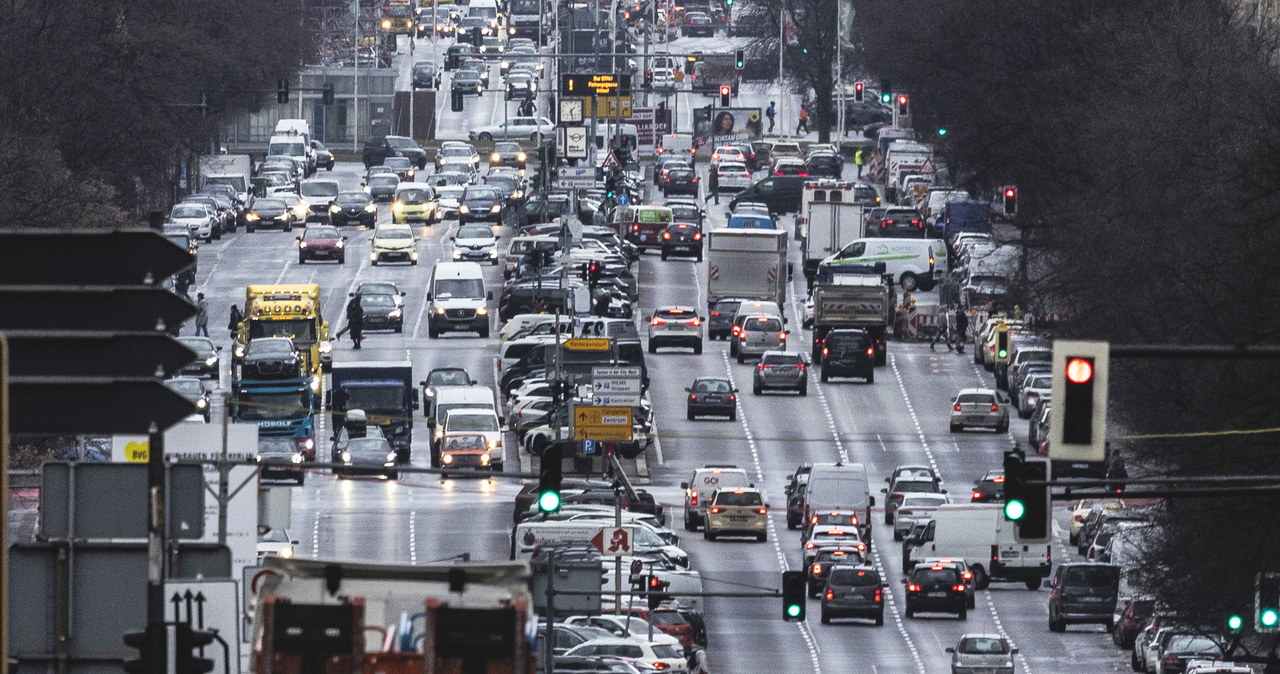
737 353 745 364
958 608 967 620
874 612 884 627
798 383 807 396
972 566 990 590
900 272 919 291
687 409 695 421
661 251 668 261
703 529 716 541
820 370 829 383
693 342 702 355
478 132 493 141
479 326 490 338
968 596 976 609
649 341 657 354
998 421 1009 433
753 382 762 395
893 530 903 542
298 256 305 264
339 256 346 264
1025 578 1040 590
684 514 696 531
428 326 439 338
530 133 539 141
885 513 893 525
394 324 402 333
757 532 767 542
905 607 914 619
866 371 874 384
729 410 737 421
820 609 830 625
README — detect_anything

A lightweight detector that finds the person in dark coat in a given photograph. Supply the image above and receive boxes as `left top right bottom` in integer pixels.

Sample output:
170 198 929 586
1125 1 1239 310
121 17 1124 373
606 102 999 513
338 294 365 349
954 307 970 354
228 304 244 340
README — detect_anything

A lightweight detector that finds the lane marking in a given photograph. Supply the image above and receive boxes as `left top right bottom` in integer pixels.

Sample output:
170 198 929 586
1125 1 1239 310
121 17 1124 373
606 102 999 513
409 508 419 564
310 510 321 558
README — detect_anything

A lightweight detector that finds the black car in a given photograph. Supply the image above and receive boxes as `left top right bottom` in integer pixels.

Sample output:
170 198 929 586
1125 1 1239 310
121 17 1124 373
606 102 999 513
240 337 304 380
458 185 505 223
665 200 704 226
310 140 335 171
244 197 293 232
807 548 864 596
361 135 428 169
411 61 441 89
489 141 527 170
382 156 417 182
257 438 306 485
329 192 376 227
420 367 475 415
498 283 573 321
662 167 699 196
806 152 843 179
818 329 875 383
459 57 491 87
970 470 1005 502
682 11 715 36
335 436 398 479
445 42 476 69
707 297 746 340
660 222 703 261
821 564 885 625
364 174 401 202
1047 563 1120 632
685 377 736 420
844 101 893 127
654 156 693 186
452 69 485 96
903 564 967 619
483 173 524 206
176 336 221 378
164 377 211 421
359 293 403 333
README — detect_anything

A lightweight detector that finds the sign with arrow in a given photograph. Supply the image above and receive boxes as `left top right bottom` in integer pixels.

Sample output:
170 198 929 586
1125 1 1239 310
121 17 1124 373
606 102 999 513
589 526 635 556
166 579 240 674
591 366 642 406
570 404 633 442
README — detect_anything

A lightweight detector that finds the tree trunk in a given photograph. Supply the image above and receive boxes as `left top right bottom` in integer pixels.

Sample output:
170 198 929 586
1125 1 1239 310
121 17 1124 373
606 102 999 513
813 82 835 144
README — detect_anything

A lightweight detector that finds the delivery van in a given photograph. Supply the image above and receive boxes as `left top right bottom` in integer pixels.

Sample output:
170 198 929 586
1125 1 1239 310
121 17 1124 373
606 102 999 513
821 237 946 292
803 462 873 537
902 503 1052 589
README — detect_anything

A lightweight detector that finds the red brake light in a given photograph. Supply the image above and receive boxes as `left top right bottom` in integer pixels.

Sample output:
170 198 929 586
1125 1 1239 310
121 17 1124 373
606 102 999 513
779 332 787 340
710 311 720 316
824 588 834 600
954 404 962 411
991 404 1000 411
633 224 640 231
907 583 921 592
693 232 702 240
689 393 697 400
873 590 883 602
728 394 735 401
962 571 973 580
866 347 874 356
809 515 818 524
757 507 767 514
662 232 671 239
822 347 829 356
812 563 822 574
954 584 966 592
709 507 721 514
972 491 983 499
651 318 667 325
797 364 805 371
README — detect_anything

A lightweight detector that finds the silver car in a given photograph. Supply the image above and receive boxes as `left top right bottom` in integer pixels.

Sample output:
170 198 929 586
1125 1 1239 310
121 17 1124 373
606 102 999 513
946 633 1017 674
648 305 704 354
1017 373 1052 418
736 314 787 363
949 388 1010 433
892 493 950 541
753 350 807 395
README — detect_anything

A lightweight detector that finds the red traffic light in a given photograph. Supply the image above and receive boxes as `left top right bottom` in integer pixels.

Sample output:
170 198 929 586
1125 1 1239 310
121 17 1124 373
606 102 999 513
1065 357 1094 384
854 82 863 92
719 85 731 96
1004 187 1017 199
897 94 908 105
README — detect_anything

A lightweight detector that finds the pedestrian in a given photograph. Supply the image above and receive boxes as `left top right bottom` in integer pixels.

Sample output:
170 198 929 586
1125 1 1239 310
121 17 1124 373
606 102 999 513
855 148 865 178
765 101 776 133
593 290 613 317
796 106 810 135
1012 304 1023 321
228 304 243 339
174 269 193 298
930 306 954 351
954 306 970 354
689 648 711 674
194 292 210 337
343 294 365 349
1106 450 1129 493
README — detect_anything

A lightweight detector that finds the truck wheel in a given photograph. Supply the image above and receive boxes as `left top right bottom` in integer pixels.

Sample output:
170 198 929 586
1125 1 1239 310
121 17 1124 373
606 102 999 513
866 371 874 384
820 370 829 383
900 272 919 291
1026 579 1041 590
693 342 703 355
971 565 990 590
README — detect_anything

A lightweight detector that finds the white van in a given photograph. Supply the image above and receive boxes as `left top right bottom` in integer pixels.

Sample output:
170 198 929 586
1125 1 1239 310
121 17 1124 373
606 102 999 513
655 133 695 156
822 237 947 292
803 462 873 535
498 314 571 348
427 261 491 338
268 134 312 177
509 521 689 566
903 503 1051 589
429 385 497 462
299 178 340 222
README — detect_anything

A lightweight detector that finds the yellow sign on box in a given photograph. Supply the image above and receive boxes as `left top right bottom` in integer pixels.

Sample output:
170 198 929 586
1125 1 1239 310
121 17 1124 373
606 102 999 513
573 426 634 442
563 338 611 351
574 406 632 426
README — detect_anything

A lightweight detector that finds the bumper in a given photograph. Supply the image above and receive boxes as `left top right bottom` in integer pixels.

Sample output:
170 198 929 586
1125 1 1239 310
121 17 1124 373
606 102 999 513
651 333 701 348
951 413 1003 428
662 241 703 255
430 314 489 333
755 373 804 388
453 248 498 262
705 517 766 536
458 208 503 222
331 211 375 227
246 216 291 229
394 205 436 223
372 249 418 263
990 560 1051 580
822 598 883 618
905 594 966 612
688 402 733 417
300 246 344 260
1054 603 1115 623
952 667 1013 674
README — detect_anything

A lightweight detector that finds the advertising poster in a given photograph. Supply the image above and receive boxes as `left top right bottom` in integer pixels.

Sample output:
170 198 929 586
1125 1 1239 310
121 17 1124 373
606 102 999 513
693 107 763 147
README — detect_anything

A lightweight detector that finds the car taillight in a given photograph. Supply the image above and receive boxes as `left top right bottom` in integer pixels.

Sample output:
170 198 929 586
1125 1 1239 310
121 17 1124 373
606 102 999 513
690 490 698 505
873 590 883 602
693 232 702 240
689 393 697 400
953 584 966 592
633 224 640 231
728 394 736 401
688 318 701 326
709 507 721 514
651 318 667 325
805 541 816 549
739 334 746 341
758 364 770 370
991 404 1000 411
662 232 671 239
664 177 670 182
779 332 787 340
866 347 874 356
741 173 750 178
972 491 983 499
710 311 720 316
653 663 669 670
775 171 783 175
758 507 768 514
856 542 866 551
962 571 973 581
907 584 921 592
692 177 698 182
825 588 834 600
822 347 829 356
954 404 962 411
797 364 805 371
811 563 823 575
798 172 808 176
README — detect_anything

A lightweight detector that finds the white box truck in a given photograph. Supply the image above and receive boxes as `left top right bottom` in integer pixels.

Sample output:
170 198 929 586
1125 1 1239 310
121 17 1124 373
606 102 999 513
902 503 1051 589
704 228 788 311
198 154 253 205
798 179 864 282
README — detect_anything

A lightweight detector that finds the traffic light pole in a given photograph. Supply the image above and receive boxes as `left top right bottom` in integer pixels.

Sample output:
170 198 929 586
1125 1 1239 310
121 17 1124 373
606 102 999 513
146 426 168 674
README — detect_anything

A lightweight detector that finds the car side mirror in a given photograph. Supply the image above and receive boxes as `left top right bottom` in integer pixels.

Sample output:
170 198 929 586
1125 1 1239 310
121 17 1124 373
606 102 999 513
945 648 955 654
880 488 888 493
295 236 301 241
901 578 909 585
941 489 948 494
216 345 223 351
684 387 691 392
487 291 494 300
679 482 689 490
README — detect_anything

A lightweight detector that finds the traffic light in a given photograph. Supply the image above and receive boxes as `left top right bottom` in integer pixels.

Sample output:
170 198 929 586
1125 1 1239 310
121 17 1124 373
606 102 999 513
896 94 909 116
880 80 892 104
175 623 216 674
538 444 563 513
854 81 864 102
937 127 948 136
782 570 806 621
1014 457 1049 542
587 262 603 288
1227 612 1245 633
1002 449 1026 522
719 85 731 107
1258 572 1280 632
277 78 289 104
647 575 671 610
322 83 335 105
734 49 745 70
1003 186 1017 216
1049 340 1110 463
994 325 1011 363
122 624 161 674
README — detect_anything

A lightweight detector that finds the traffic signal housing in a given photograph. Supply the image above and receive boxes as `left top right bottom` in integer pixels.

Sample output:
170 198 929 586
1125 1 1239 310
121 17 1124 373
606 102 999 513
1259 572 1280 632
879 80 892 103
122 625 160 674
1003 186 1018 216
1002 450 1026 522
1014 458 1049 542
896 94 909 116
1049 340 1110 463
277 78 289 104
994 325 1011 363
719 85 731 107
647 575 671 610
782 570 806 621
538 444 563 513
734 49 745 70
854 81 864 102
175 623 216 674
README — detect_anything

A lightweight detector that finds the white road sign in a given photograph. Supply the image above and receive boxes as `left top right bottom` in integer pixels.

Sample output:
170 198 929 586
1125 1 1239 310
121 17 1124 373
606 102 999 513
591 366 642 406
166 579 240 674
556 166 597 188
558 126 589 159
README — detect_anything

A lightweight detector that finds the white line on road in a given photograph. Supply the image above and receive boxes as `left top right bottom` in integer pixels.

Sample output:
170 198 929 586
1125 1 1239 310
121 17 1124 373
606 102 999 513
409 509 419 565
311 510 321 558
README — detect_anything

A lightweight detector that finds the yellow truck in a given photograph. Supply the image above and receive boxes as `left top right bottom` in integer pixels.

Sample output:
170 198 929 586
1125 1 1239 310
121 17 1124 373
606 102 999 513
234 284 332 386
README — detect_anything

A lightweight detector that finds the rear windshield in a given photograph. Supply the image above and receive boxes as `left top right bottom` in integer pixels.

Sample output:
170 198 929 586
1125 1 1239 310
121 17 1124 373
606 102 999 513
957 393 995 404
1062 565 1119 586
761 353 802 365
828 567 880 586
648 611 688 626
714 491 762 506
958 637 1010 654
712 300 741 315
913 568 957 583
892 481 936 493
651 645 682 660
744 318 782 332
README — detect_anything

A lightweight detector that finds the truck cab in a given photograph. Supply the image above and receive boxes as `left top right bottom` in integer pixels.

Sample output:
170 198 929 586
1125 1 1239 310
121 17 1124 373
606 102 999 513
329 361 418 463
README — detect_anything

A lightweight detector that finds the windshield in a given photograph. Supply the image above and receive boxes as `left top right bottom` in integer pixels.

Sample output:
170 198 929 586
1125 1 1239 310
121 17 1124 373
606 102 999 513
829 567 880 586
171 206 206 219
434 278 485 298
448 413 499 431
430 370 472 386
304 227 339 240
360 295 396 308
892 481 936 493
248 319 316 344
347 437 391 456
387 137 417 149
254 199 286 210
464 187 501 200
385 4 412 17
957 393 995 404
340 386 405 414
444 146 473 157
247 339 293 355
166 234 191 247
177 337 213 352
714 491 762 506
269 141 306 156
958 637 1010 655
510 0 539 12
457 225 493 239
1062 565 1120 586
369 175 399 187
398 189 432 203
377 227 414 239
237 391 309 421
301 182 339 197
335 193 370 205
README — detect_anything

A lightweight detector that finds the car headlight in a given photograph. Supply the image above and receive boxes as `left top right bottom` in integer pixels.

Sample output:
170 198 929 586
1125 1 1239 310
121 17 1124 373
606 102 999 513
299 241 307 248
290 453 304 464
195 399 207 409
453 250 462 259
234 345 245 358
277 546 294 558
442 454 453 464
319 342 332 354
458 204 470 213
491 152 501 162
476 306 489 315
341 451 352 463
511 190 523 199
389 309 402 318
204 356 218 366
386 452 398 463
363 186 371 193
246 213 260 221
381 19 391 28
392 202 404 212
364 204 376 213
407 169 415 178
516 152 526 162
329 204 341 213
490 204 501 213
336 240 345 248
435 307 446 314
470 156 479 163
487 439 498 449
302 438 314 451
488 249 497 257
480 453 491 465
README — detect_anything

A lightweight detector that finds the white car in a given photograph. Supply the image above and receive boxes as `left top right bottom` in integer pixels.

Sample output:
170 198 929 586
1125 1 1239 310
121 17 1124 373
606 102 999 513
169 203 218 241
714 161 753 192
563 638 688 671
650 69 677 90
256 528 296 561
892 492 951 540
438 156 479 181
1017 373 1052 418
369 224 419 265
451 223 499 264
469 116 555 141
434 185 465 218
648 305 704 354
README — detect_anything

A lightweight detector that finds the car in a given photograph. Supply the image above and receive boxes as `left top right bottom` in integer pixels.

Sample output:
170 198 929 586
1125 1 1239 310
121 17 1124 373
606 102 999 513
1017 372 1052 418
681 11 714 36
411 61 442 89
685 378 736 421
457 185 506 223
882 476 945 524
369 224 419 265
469 116 555 141
817 328 875 383
665 199 703 226
187 194 234 235
505 72 536 100
242 197 295 232
459 57 492 88
435 142 481 171
892 493 950 541
1009 363 1051 406
562 638 688 672
277 193 311 223
240 337 303 380
807 547 865 596
661 167 699 196
255 438 306 485
362 135 428 169
444 42 476 69
364 173 401 202
970 470 1005 502
451 68 485 95
659 222 703 261
335 435 398 479
358 293 403 332
391 183 438 225
478 35 505 54
420 367 475 415
164 377 210 422
310 140 335 171
772 157 810 176
904 563 967 619
452 223 499 264
949 388 1010 433
434 185 465 219
736 314 786 363
1046 562 1120 632
438 432 498 473
327 191 377 227
731 200 772 217
709 145 747 169
648 306 703 354
296 225 347 264
298 179 340 223
1156 635 1224 674
703 487 767 541
176 336 221 378
256 527 298 560
946 634 1016 674
713 161 752 192
706 298 747 341
489 141 527 170
650 68 676 90
168 203 218 241
1028 399 1052 447
382 156 418 182
681 465 749 530
1112 597 1157 649
820 564 885 625
806 152 843 179
752 350 807 395
654 156 693 186
483 172 525 207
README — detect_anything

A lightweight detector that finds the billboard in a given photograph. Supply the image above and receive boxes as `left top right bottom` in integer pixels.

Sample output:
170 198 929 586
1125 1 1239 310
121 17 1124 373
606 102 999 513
693 107 763 148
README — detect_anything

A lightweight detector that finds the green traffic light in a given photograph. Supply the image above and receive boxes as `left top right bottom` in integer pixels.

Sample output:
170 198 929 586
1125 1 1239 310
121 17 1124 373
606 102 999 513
998 349 1008 358
1263 608 1279 627
937 128 948 136
881 93 891 104
1004 499 1026 521
1228 614 1244 631
786 604 802 618
538 490 562 513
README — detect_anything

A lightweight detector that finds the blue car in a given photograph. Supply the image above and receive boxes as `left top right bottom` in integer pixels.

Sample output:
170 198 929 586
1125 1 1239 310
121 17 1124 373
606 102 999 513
727 214 776 229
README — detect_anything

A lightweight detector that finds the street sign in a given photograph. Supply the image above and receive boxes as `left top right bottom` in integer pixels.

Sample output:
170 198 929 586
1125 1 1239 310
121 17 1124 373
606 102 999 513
591 366 642 406
555 167 597 188
165 580 240 674
589 526 635 556
592 366 642 378
583 96 634 119
40 462 205 539
0 229 195 285
563 337 611 351
571 404 633 442
601 150 622 169
582 438 597 455
9 378 195 434
4 330 197 378
560 73 633 97
557 126 589 160
0 286 195 332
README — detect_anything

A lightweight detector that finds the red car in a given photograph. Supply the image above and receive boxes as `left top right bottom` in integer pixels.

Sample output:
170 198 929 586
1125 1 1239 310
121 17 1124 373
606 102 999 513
617 606 696 651
297 225 347 264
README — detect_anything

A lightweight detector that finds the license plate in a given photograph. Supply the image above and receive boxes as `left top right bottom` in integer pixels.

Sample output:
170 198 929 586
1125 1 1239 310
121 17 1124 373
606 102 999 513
1082 596 1107 602
927 591 947 598
728 516 747 522
1002 550 1020 558
966 416 988 423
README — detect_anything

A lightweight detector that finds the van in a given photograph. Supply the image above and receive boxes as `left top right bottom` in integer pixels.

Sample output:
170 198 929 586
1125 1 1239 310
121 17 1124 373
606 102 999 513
822 237 946 292
498 335 556 371
655 133 695 156
427 262 492 338
728 300 785 357
727 175 806 215
274 120 314 171
299 178 340 223
268 134 312 178
429 385 497 462
903 503 1051 589
803 463 873 535
735 315 785 363
593 123 639 152
610 205 674 249
1046 562 1120 631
